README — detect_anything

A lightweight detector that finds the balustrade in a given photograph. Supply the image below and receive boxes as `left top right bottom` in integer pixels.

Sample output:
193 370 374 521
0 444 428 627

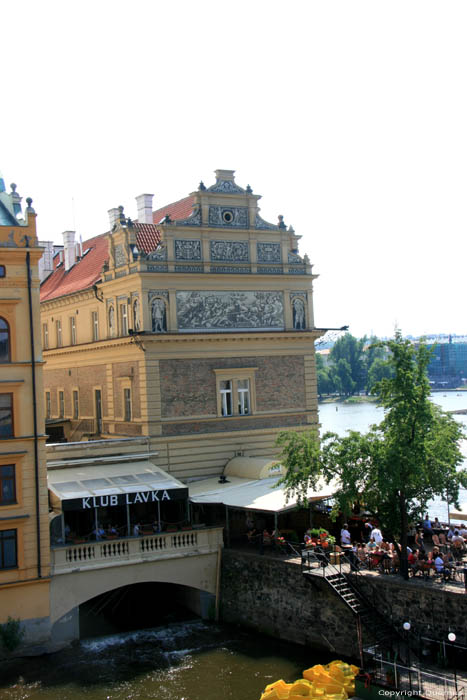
51 527 223 575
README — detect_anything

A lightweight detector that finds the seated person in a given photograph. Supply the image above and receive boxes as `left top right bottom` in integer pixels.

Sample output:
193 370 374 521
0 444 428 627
304 532 313 547
367 537 377 551
443 551 455 574
263 529 272 545
434 553 447 578
408 548 419 574
107 524 118 537
247 528 257 543
447 526 456 541
423 515 432 532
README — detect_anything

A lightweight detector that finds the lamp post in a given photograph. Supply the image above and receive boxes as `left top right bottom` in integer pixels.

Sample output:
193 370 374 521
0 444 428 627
403 622 412 691
448 632 457 697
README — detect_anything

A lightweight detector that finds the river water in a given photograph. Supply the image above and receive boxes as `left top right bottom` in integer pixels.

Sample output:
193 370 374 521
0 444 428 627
0 622 332 700
318 390 467 521
0 392 465 700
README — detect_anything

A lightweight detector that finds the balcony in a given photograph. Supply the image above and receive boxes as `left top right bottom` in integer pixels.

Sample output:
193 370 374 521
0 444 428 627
51 526 224 575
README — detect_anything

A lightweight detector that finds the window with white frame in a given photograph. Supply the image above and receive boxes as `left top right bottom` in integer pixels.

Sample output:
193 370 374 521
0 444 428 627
120 303 128 336
70 316 77 345
92 311 99 341
214 368 257 418
58 390 65 418
56 320 62 347
124 388 131 421
73 390 79 419
42 323 49 350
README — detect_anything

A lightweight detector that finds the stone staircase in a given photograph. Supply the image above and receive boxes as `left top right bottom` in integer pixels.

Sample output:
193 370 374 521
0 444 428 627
302 558 414 663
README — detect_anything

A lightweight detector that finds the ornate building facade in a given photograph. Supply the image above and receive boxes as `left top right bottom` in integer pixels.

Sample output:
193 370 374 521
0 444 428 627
40 170 322 480
0 174 51 650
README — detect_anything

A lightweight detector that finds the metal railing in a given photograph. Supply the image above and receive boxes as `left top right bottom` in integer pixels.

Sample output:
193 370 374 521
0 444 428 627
366 657 466 700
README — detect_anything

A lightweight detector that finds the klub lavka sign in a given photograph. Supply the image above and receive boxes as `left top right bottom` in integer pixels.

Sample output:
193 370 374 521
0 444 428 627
62 487 189 511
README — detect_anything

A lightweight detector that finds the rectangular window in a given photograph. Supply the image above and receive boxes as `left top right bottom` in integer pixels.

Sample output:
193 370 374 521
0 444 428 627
220 380 233 417
73 390 79 419
92 311 99 341
56 320 62 347
42 323 49 350
0 394 13 438
237 379 250 415
215 368 257 418
124 388 131 421
59 391 64 418
45 391 51 419
0 465 16 505
0 529 17 569
70 317 77 345
120 304 128 336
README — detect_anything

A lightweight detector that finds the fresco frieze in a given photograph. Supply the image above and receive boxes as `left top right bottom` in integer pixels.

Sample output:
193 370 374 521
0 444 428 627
176 290 284 331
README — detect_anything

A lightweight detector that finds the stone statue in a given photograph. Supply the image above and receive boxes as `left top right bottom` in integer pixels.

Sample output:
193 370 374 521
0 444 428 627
293 298 306 330
133 298 141 332
108 306 115 336
151 299 166 332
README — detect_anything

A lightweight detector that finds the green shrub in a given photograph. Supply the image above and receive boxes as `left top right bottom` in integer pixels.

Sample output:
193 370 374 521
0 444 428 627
0 617 24 652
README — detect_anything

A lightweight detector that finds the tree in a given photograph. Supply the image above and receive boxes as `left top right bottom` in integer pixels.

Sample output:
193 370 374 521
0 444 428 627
278 332 467 579
330 334 365 394
367 356 393 392
316 352 335 398
332 358 355 396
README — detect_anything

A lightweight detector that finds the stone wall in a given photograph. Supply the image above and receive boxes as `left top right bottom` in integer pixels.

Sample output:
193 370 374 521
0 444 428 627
220 550 360 658
349 573 467 647
220 551 467 660
162 413 308 436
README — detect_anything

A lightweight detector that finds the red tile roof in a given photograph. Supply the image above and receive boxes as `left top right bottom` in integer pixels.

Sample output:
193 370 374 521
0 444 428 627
40 233 109 302
40 197 188 302
152 195 194 224
133 223 162 254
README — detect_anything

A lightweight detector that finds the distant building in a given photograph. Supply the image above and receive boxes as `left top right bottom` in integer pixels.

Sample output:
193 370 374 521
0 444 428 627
0 174 51 650
39 169 323 481
427 339 467 387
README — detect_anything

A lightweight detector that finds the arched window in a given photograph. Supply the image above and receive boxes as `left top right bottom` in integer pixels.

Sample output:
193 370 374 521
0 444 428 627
0 318 10 362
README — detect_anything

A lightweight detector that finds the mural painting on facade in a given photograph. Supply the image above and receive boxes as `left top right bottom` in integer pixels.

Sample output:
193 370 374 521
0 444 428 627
208 206 248 228
176 290 284 331
210 240 249 262
174 239 202 261
257 242 282 263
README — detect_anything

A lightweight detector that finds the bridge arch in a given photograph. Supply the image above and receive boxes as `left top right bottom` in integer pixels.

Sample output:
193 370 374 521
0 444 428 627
50 552 219 641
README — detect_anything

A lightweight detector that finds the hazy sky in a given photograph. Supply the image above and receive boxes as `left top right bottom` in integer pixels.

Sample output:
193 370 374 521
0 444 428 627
2 1 466 338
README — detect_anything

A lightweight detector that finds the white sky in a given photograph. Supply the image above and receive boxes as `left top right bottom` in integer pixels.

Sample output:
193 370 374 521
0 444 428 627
2 1 466 339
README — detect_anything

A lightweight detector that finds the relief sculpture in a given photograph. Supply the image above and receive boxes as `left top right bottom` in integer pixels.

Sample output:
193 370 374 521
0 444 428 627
176 290 284 331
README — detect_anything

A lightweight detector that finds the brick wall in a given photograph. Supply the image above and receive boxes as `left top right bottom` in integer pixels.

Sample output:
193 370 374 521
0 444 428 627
160 355 306 419
44 365 108 417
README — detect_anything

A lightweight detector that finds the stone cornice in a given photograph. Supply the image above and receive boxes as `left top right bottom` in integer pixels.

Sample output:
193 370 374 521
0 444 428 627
41 288 95 310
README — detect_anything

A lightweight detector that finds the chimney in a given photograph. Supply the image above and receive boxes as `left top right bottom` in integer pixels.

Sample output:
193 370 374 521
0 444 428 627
136 193 154 224
38 241 55 281
62 230 76 271
108 207 120 230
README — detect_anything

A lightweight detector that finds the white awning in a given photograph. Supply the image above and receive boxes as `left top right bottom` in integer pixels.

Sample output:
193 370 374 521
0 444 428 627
48 461 188 511
450 502 467 522
189 475 336 514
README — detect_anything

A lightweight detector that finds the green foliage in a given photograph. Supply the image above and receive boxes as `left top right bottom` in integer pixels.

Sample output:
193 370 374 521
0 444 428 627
276 430 323 506
367 356 393 392
330 335 365 394
0 617 24 652
279 332 467 578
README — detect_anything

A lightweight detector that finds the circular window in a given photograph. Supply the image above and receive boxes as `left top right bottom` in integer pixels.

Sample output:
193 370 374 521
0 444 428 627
222 210 234 224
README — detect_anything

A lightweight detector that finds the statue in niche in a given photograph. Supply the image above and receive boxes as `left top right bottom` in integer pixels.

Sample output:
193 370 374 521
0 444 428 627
151 298 166 332
293 298 306 330
133 298 141 332
108 305 115 336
